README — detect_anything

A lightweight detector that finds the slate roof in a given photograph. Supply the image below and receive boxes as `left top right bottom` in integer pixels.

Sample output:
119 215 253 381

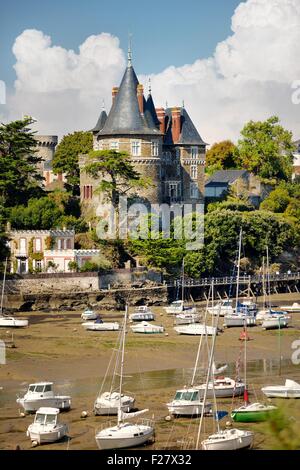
91 110 107 133
205 170 248 187
99 65 161 137
164 107 206 145
144 93 161 129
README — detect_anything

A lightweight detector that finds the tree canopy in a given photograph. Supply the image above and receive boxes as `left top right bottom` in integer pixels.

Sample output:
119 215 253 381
236 116 294 181
205 140 239 174
0 117 44 207
52 131 93 194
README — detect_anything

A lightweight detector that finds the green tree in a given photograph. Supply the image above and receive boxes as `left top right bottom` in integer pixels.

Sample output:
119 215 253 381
84 150 151 237
9 197 64 230
52 131 93 194
0 118 43 207
237 116 294 181
260 187 291 213
205 140 239 174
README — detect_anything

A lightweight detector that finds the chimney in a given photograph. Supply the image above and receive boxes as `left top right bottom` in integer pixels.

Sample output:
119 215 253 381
112 87 119 104
171 107 181 143
137 84 144 114
156 108 166 134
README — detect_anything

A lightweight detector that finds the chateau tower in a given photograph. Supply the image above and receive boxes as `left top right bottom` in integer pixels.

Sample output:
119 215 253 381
80 50 206 216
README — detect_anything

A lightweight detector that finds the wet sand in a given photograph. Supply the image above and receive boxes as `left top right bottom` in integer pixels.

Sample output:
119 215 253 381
0 293 300 450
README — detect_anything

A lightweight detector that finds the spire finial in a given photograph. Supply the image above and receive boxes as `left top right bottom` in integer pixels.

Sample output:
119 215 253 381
102 99 105 111
182 99 185 108
128 33 132 67
148 77 151 95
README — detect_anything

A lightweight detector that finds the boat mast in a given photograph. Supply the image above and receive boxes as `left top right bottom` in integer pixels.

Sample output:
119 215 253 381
0 257 8 316
196 280 220 449
235 229 242 311
181 257 185 304
243 319 248 405
117 305 128 426
262 256 266 308
266 246 271 309
191 284 211 387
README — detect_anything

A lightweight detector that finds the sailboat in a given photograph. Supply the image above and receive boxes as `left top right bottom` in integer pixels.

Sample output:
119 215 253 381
231 323 277 423
0 258 29 328
95 306 155 450
164 258 197 315
198 279 254 451
224 230 256 328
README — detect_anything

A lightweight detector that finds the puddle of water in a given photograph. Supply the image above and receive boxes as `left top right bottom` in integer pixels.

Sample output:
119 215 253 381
1 358 299 409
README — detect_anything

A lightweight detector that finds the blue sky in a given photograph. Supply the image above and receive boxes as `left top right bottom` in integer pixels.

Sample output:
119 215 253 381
1 0 241 88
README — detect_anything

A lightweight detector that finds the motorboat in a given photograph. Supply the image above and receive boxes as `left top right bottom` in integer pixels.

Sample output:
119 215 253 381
17 382 71 413
174 312 201 325
95 307 154 450
167 387 212 417
94 392 135 416
82 319 119 331
231 402 277 422
130 321 164 334
0 316 28 328
224 313 256 328
261 315 289 330
174 324 217 336
201 428 254 450
129 306 155 322
197 377 245 398
261 379 300 398
164 300 196 315
26 407 68 444
81 308 98 321
280 302 300 312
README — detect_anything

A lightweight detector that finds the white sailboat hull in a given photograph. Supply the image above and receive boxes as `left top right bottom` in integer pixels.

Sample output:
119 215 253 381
82 322 119 331
27 423 68 444
262 317 289 330
174 324 217 336
17 396 71 413
262 387 300 398
94 393 135 416
95 422 154 450
224 315 256 327
167 401 212 417
0 317 28 327
202 429 254 450
198 384 245 398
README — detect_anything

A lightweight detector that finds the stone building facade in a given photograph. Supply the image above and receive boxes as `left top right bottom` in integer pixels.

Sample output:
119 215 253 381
79 54 206 218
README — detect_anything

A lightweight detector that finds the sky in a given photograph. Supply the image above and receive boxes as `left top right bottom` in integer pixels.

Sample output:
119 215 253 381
1 0 300 144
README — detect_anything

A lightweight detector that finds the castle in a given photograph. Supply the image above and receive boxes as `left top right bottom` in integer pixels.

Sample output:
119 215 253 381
79 50 206 216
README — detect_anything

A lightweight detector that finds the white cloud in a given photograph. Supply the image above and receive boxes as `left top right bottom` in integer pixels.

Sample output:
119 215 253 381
2 0 300 143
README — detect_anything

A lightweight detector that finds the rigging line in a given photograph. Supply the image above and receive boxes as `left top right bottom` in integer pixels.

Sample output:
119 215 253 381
96 325 122 400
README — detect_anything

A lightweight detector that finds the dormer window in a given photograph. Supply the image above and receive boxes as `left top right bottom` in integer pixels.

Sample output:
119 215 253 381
191 147 198 159
131 140 141 157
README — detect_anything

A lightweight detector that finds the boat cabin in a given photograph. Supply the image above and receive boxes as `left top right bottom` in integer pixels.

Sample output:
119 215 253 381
174 389 200 402
26 382 54 397
34 407 59 426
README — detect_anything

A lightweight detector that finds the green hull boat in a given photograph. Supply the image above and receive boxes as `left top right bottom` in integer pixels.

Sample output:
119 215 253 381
231 403 277 422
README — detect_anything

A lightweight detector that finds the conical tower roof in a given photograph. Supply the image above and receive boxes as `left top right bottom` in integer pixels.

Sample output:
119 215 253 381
144 93 160 129
91 109 107 133
99 63 161 137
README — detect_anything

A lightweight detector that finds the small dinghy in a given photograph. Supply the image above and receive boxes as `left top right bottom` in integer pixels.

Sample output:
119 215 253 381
167 387 212 417
261 379 300 398
94 392 135 416
201 428 254 450
261 315 289 330
0 316 28 328
17 382 71 413
131 321 164 334
82 318 119 331
174 323 217 336
81 308 98 321
27 407 68 444
231 402 277 422
129 306 155 322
